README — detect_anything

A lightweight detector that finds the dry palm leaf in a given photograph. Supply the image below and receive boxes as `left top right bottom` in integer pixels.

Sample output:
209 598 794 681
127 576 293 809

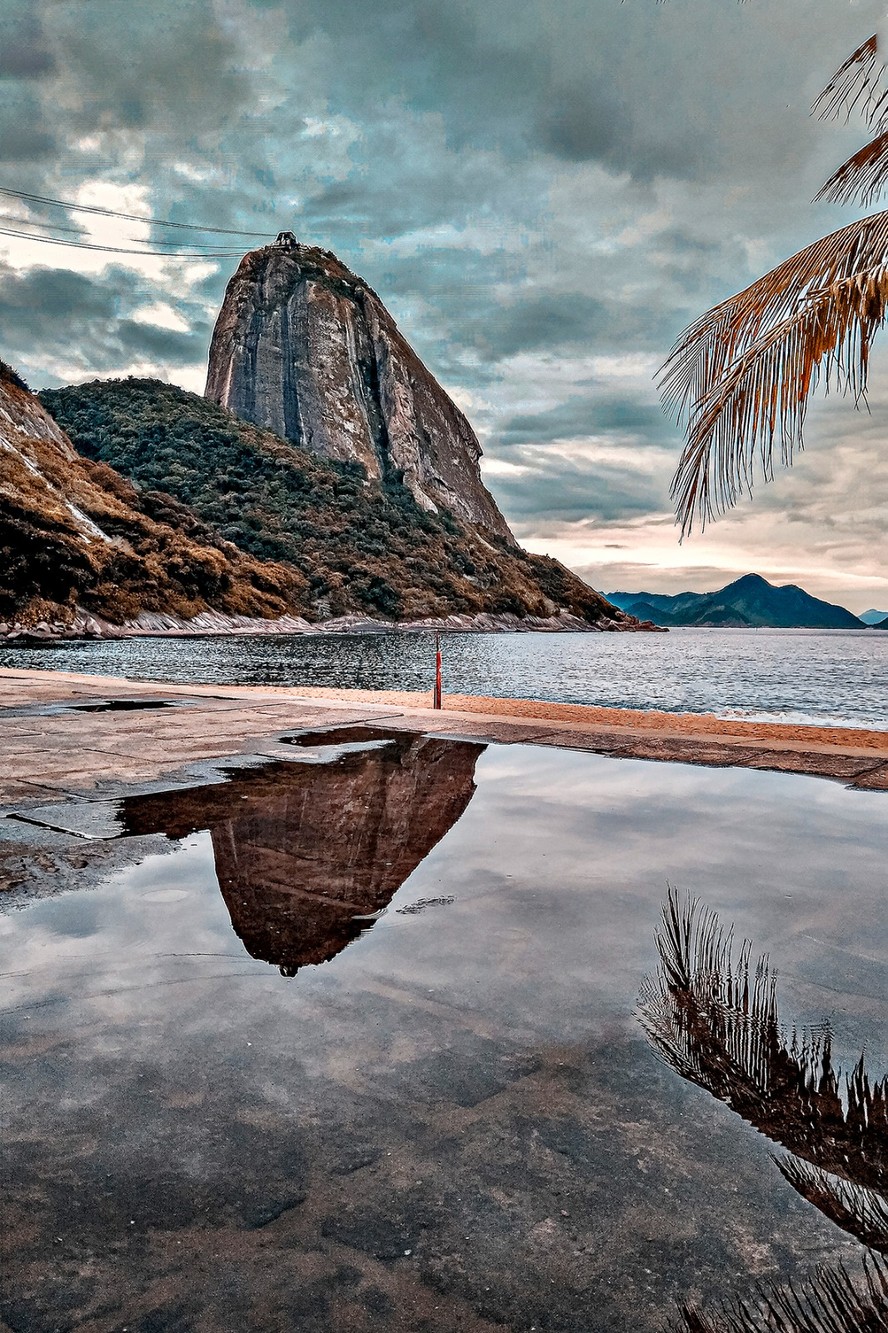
642 891 888 1331
816 131 888 208
778 1157 888 1255
662 212 888 533
813 36 888 133
815 34 888 207
663 31 888 533
638 889 888 1198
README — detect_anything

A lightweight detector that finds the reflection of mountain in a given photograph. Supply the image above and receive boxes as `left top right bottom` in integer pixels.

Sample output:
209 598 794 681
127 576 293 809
120 731 484 973
640 890 888 1332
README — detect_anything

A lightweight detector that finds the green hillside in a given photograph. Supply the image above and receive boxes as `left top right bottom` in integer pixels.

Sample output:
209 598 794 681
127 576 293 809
40 378 620 625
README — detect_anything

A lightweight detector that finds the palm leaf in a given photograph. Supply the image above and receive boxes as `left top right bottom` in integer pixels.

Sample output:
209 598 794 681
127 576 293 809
816 131 888 207
661 211 888 533
778 1157 888 1254
813 35 888 133
638 890 888 1194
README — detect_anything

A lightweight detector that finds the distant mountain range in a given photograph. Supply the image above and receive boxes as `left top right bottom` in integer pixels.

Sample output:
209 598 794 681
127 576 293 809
607 574 873 629
860 608 888 626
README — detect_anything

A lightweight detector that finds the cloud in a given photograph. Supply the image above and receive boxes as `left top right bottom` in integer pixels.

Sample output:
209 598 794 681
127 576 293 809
0 0 884 602
0 2 55 79
0 263 210 385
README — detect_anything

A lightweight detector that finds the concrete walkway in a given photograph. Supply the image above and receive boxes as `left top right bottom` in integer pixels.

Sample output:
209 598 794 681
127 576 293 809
1 667 886 803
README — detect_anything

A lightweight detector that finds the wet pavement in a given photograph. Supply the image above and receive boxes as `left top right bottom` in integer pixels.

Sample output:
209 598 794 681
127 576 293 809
1 698 887 1330
1 668 887 811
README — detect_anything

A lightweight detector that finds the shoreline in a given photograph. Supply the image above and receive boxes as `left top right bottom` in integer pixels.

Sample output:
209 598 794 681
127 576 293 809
259 684 888 754
0 669 885 803
0 607 657 644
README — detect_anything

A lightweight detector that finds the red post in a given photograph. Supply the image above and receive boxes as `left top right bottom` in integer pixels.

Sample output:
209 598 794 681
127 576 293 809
433 631 442 709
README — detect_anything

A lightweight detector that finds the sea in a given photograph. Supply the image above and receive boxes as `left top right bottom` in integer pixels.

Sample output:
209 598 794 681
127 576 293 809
1 625 886 730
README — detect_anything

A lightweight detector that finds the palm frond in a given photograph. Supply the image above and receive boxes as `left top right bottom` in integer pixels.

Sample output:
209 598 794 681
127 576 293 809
778 1156 888 1254
813 35 888 132
816 131 888 208
667 1255 888 1333
661 211 888 533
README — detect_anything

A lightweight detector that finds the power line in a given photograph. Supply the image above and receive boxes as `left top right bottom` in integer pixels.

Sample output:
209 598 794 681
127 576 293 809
0 225 247 259
0 211 84 237
0 185 274 238
0 211 251 251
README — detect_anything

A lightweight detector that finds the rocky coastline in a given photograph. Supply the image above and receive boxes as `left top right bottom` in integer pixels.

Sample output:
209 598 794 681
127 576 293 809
0 607 664 644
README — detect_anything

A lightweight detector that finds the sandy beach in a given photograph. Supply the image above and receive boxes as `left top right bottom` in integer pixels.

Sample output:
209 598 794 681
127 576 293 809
282 684 888 755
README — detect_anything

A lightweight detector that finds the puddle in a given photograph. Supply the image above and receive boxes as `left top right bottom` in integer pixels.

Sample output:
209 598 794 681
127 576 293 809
69 697 176 713
0 696 182 719
281 724 402 747
1 745 887 1330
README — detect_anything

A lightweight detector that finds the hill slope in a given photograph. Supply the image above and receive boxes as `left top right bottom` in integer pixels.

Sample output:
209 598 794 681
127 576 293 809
0 361 307 625
40 377 633 627
608 574 863 629
860 608 888 626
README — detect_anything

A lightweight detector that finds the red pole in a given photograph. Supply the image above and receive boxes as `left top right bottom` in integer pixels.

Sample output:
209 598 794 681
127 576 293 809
433 631 442 709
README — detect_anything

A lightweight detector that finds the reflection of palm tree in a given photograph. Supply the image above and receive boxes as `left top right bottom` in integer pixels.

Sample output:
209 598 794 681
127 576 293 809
661 32 888 533
638 889 888 1331
664 1259 888 1333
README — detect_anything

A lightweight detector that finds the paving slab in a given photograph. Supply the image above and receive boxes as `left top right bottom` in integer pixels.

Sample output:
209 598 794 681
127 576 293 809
850 762 888 790
0 669 885 795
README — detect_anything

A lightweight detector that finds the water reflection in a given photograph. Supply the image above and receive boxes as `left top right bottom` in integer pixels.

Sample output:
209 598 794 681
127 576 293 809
664 1257 888 1333
640 889 888 1330
119 731 485 974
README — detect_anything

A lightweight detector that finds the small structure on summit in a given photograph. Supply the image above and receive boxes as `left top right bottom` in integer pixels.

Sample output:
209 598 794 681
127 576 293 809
274 230 297 248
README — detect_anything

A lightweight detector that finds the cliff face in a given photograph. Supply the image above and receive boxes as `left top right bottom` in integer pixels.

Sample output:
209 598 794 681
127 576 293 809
205 240 514 541
0 361 306 624
120 732 486 973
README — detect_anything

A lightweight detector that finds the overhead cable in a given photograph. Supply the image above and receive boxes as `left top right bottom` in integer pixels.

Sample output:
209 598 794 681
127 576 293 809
0 211 250 251
0 225 246 258
0 185 273 238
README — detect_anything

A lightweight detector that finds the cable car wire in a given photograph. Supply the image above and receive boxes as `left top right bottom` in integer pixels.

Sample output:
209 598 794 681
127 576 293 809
0 185 274 238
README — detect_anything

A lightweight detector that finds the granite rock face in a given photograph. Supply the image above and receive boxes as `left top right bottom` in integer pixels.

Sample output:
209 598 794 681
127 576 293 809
205 239 514 541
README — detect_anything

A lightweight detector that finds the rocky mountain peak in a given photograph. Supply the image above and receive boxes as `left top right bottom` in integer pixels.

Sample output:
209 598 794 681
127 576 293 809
205 240 515 541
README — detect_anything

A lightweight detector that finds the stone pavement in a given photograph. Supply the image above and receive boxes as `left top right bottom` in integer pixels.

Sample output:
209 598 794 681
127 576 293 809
0 667 886 804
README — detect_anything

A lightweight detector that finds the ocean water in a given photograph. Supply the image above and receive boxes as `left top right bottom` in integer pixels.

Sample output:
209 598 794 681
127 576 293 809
1 625 886 729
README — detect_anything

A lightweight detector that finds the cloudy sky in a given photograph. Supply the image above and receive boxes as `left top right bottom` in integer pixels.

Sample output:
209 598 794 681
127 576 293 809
1 0 886 611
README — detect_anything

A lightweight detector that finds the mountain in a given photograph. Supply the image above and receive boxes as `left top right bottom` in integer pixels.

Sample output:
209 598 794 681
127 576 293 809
10 236 648 634
860 609 888 625
38 376 635 628
872 616 888 630
608 574 864 629
205 233 513 541
0 360 306 627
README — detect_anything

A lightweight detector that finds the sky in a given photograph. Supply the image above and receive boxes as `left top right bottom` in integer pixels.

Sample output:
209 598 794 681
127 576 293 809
1 0 886 613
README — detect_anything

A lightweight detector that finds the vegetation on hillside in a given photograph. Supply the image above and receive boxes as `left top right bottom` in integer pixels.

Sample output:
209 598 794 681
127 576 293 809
40 377 619 623
0 375 307 624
